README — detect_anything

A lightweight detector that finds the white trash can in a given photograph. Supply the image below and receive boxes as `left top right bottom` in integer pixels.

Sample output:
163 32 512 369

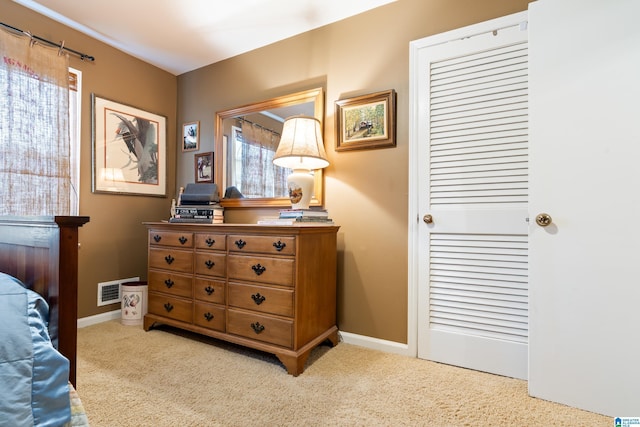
121 281 148 326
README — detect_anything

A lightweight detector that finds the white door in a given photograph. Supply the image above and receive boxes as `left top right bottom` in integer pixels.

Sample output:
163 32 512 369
528 0 640 415
410 12 529 379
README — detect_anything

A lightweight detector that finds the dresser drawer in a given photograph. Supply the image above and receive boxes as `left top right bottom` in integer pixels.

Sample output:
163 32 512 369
195 233 226 251
149 230 193 248
194 302 225 332
149 248 193 273
194 252 226 278
148 294 192 323
148 270 193 298
228 255 294 287
227 309 293 348
229 282 293 317
228 235 295 256
194 278 225 304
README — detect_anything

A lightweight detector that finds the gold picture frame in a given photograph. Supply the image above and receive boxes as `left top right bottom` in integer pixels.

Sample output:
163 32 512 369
335 89 396 151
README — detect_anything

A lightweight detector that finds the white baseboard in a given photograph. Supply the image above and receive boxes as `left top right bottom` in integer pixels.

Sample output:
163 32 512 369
77 312 413 358
78 309 121 328
338 331 413 357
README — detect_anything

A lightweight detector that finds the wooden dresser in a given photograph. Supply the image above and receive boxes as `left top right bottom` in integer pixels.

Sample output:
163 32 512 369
143 222 339 376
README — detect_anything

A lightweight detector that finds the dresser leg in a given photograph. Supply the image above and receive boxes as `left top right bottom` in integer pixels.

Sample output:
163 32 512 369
277 327 340 375
277 353 308 377
327 329 339 347
143 316 156 331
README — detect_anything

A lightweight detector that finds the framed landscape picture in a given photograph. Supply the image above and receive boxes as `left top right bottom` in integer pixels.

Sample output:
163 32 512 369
182 121 199 152
335 89 396 151
91 94 166 196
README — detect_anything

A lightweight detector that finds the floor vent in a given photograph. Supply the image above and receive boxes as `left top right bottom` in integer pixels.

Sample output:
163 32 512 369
97 277 140 306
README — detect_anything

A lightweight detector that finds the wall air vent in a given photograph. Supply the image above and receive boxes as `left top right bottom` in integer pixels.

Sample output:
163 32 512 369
97 277 140 306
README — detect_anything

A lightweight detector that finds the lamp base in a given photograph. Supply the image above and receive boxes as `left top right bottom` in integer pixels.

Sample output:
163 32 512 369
287 169 314 209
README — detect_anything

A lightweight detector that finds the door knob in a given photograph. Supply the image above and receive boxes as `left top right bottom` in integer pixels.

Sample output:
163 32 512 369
423 214 433 224
535 213 552 227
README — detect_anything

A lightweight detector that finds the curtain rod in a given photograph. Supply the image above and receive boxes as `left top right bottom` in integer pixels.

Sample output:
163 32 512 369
237 117 281 136
0 22 95 62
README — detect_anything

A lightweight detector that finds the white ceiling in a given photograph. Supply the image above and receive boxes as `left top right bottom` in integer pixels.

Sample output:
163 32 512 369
13 0 396 75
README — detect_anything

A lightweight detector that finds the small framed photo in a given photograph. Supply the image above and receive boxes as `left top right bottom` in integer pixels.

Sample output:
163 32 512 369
194 152 214 183
335 89 396 151
182 121 200 152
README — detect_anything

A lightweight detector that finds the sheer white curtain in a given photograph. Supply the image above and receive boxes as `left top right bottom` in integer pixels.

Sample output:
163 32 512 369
0 28 71 215
239 120 288 198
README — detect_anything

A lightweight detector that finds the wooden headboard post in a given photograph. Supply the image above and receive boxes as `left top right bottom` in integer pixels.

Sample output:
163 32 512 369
0 215 89 387
55 216 90 387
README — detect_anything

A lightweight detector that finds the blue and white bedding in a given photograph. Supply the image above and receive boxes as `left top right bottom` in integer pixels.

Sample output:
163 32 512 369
0 272 72 426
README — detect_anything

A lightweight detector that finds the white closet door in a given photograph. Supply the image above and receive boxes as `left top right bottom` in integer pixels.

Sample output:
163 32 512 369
410 12 529 379
528 0 640 415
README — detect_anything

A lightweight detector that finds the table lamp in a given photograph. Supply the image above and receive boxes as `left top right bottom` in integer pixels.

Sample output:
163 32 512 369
273 115 329 209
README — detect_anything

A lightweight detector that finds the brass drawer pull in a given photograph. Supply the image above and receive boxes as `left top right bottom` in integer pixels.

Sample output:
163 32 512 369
164 255 174 264
234 239 246 249
251 293 266 305
251 264 266 275
251 322 265 334
153 234 162 242
179 236 188 245
164 279 174 288
205 259 215 269
205 237 215 247
163 302 174 312
204 285 215 295
204 312 214 321
273 240 286 251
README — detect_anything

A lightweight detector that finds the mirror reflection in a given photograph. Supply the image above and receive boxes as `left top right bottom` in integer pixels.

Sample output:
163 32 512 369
214 88 325 208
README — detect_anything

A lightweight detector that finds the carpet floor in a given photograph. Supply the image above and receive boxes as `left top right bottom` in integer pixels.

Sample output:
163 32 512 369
76 320 610 426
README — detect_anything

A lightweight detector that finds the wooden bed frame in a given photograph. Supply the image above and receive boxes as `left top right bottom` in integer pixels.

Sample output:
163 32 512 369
0 216 89 387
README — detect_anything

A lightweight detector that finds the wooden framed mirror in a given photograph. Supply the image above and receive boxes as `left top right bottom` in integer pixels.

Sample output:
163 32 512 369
214 88 325 208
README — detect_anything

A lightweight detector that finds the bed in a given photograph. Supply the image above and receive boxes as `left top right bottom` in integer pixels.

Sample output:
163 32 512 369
0 215 90 426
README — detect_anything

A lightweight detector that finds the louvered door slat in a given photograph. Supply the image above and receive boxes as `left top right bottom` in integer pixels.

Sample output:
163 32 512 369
433 96 527 119
433 62 527 91
432 308 527 330
431 146 528 162
431 299 526 316
431 250 526 262
431 128 527 146
430 291 528 310
433 179 528 192
431 256 526 270
431 154 527 169
431 285 528 301
433 107 528 131
434 102 528 124
431 44 528 74
430 164 527 178
433 86 527 110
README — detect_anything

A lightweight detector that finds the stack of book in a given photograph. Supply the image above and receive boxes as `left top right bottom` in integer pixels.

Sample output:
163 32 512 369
266 208 334 225
169 183 224 224
170 204 224 224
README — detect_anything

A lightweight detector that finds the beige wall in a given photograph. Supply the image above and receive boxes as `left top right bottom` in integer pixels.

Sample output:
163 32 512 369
3 0 178 318
177 0 531 343
4 0 531 341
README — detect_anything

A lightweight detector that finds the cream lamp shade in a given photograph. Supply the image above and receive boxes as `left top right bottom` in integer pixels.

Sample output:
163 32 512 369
273 116 329 209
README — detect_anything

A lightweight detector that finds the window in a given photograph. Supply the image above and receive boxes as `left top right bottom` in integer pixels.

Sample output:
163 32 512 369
68 68 81 215
228 122 289 198
0 32 78 215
